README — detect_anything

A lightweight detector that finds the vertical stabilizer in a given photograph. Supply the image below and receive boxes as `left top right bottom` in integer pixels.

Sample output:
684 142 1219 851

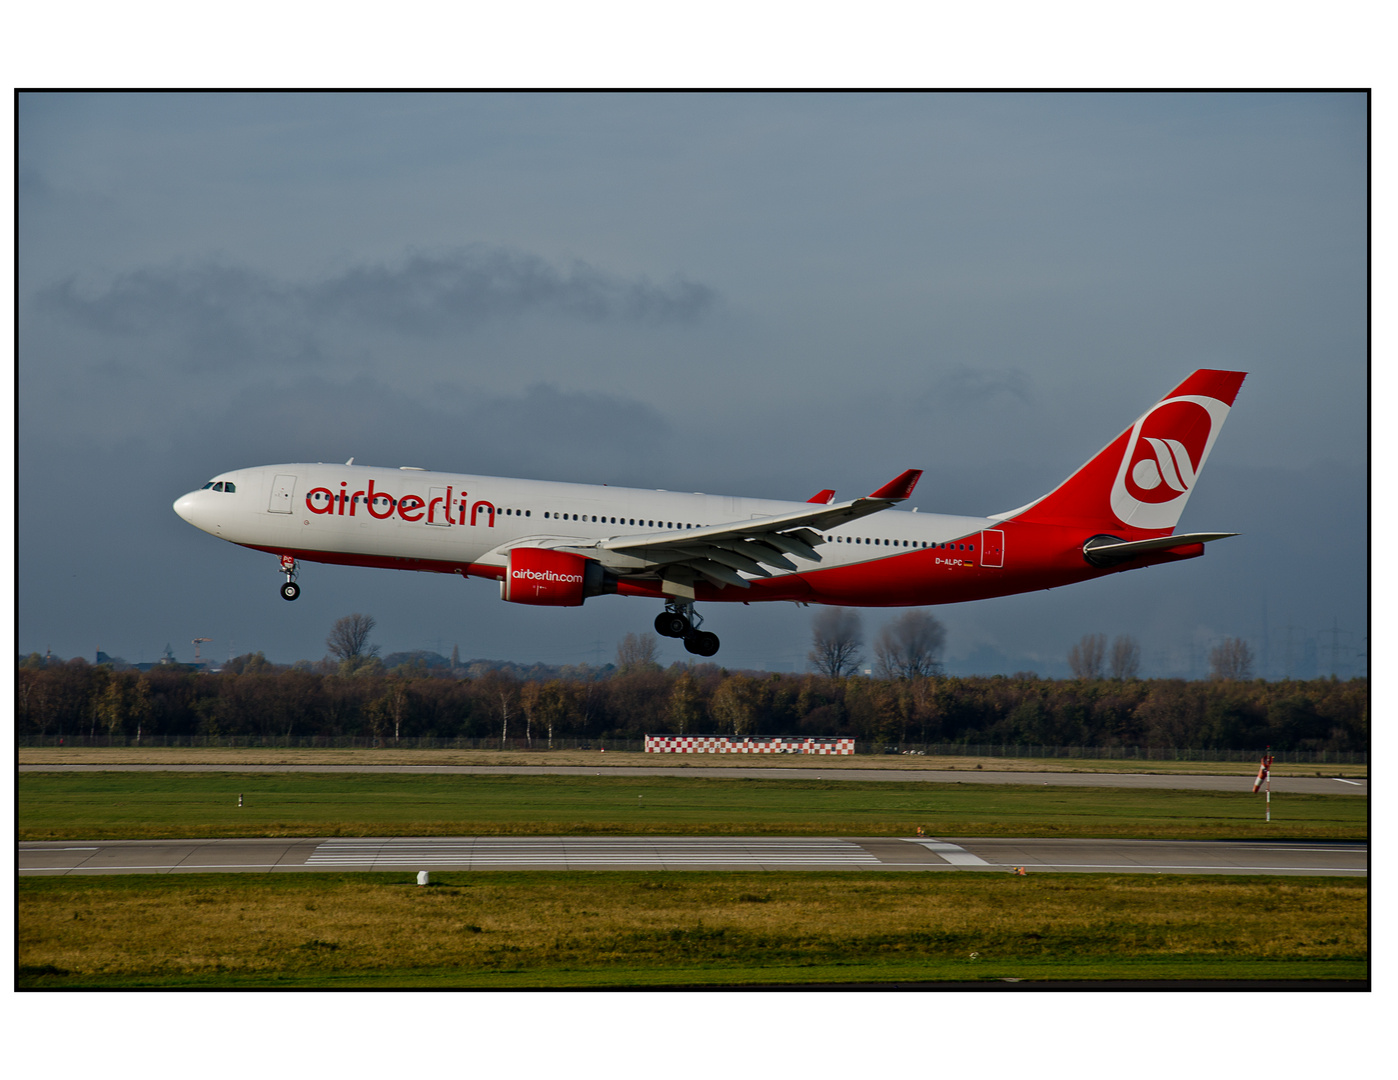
998 370 1246 536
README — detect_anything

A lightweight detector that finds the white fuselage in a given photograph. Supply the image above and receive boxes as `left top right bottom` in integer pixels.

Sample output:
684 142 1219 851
173 462 993 582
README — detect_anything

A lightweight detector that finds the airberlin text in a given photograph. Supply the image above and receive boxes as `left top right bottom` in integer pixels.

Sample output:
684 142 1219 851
512 569 584 584
305 481 495 526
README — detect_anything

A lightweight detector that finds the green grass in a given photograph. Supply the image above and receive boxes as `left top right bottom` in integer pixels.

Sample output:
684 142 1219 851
17 872 1367 988
18 771 1366 842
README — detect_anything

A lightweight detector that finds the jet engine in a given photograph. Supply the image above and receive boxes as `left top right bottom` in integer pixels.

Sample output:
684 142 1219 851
501 548 617 606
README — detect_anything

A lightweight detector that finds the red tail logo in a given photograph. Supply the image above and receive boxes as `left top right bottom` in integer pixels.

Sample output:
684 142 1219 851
1109 392 1231 529
1121 400 1211 504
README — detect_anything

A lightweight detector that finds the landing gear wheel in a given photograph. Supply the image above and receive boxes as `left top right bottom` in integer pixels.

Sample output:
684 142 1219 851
280 582 301 601
655 612 691 638
683 630 720 657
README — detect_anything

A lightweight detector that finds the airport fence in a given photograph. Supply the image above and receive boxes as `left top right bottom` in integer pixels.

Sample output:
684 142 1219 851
15 734 1368 765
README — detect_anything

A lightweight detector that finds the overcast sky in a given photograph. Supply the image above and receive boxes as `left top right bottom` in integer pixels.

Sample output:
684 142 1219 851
17 92 1368 677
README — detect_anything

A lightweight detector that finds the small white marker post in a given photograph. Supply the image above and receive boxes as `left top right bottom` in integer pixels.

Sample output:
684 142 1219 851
1252 749 1274 823
238 793 243 808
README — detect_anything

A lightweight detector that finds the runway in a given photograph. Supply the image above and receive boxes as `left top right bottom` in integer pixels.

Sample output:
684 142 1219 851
19 836 1368 876
16 763 1368 795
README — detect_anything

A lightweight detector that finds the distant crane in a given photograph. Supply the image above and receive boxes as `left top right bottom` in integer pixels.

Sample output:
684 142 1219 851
192 638 212 663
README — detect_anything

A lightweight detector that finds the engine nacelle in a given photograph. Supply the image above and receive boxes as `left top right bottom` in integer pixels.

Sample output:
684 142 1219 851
501 548 616 606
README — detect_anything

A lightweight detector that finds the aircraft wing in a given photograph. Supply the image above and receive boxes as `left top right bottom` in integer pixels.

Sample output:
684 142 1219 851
559 469 922 592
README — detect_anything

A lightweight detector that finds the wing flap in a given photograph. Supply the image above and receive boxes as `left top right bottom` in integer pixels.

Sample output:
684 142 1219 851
547 469 922 587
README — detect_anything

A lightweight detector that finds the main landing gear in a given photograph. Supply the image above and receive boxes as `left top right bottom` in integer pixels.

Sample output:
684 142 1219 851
279 555 300 601
654 600 720 657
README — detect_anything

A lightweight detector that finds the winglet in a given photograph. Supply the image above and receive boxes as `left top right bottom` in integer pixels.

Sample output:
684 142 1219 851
807 489 836 504
868 469 922 501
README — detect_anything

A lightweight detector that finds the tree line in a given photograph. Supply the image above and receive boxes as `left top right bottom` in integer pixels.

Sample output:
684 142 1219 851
17 652 1367 752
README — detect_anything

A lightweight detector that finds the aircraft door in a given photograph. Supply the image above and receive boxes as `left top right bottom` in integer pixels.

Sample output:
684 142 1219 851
980 529 1004 568
269 474 297 514
428 487 452 526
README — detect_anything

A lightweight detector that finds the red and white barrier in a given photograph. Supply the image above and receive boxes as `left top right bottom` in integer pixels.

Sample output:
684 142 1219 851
644 735 855 755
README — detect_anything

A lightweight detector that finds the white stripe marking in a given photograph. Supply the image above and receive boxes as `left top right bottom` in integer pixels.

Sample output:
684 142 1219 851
906 840 990 865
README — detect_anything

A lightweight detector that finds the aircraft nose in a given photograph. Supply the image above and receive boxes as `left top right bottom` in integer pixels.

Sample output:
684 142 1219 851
173 492 203 526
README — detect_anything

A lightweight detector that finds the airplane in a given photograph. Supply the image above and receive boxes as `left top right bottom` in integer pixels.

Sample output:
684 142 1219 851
173 369 1246 658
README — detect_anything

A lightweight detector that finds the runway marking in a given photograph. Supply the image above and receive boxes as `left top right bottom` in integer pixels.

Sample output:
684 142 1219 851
1001 863 1367 873
305 838 881 868
1331 778 1363 786
21 864 292 872
905 840 990 865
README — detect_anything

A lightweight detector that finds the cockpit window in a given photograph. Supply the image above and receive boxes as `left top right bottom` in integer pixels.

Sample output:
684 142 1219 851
202 481 216 490
224 482 236 493
212 482 225 491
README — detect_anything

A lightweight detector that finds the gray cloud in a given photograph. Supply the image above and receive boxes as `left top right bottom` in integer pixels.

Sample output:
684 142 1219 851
34 246 720 368
924 366 1037 411
304 249 718 332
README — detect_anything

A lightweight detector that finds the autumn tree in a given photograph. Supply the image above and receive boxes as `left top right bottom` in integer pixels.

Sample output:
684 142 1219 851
1068 633 1106 679
482 671 519 746
808 608 864 678
873 610 945 679
710 674 760 736
533 680 578 747
668 669 705 734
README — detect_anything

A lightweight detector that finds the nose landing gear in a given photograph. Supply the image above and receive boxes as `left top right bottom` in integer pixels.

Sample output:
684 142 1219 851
279 555 300 601
654 600 720 657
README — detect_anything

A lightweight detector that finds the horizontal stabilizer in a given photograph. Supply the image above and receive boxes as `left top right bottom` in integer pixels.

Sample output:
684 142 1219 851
1083 532 1237 567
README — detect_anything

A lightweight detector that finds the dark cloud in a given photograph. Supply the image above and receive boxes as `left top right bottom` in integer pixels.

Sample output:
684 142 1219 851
34 246 720 367
924 366 1037 410
304 249 718 332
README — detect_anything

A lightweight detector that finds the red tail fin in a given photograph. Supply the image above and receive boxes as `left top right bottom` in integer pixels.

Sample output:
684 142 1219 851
999 370 1246 537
